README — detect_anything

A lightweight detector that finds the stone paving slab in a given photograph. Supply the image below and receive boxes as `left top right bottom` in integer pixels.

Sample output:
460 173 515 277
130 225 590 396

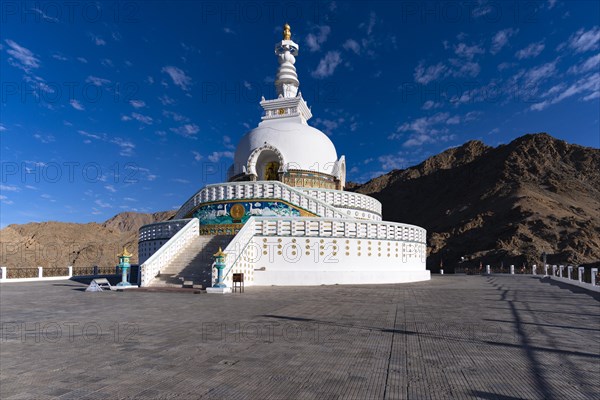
0 276 598 399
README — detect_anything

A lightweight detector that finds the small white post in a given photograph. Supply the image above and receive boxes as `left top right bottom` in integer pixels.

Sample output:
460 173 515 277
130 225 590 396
559 265 564 278
568 266 573 279
578 267 584 283
510 265 515 274
0 267 6 280
68 266 73 278
532 264 537 275
592 268 598 286
38 266 43 278
552 265 557 276
544 264 549 276
486 265 491 274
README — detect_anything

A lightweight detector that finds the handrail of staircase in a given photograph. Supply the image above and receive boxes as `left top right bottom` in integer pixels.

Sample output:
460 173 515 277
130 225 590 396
175 181 349 220
139 218 199 286
214 217 257 285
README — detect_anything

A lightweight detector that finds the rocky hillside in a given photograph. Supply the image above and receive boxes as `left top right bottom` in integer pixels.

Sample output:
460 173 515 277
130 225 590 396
351 133 600 270
0 211 175 268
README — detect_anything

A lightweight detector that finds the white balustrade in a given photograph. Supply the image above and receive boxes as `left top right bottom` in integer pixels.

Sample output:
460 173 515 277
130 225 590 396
175 181 377 221
139 218 199 287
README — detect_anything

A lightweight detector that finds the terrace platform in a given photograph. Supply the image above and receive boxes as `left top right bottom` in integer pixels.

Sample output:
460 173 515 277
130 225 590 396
1 275 598 399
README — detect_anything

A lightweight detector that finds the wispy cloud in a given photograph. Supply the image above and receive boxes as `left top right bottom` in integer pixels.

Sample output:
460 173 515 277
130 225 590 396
566 26 600 53
162 66 191 91
70 99 85 111
5 39 40 72
130 112 153 125
208 151 234 162
85 76 111 86
342 39 360 55
531 72 600 111
515 41 545 59
305 25 331 52
312 51 342 79
170 124 200 138
129 100 146 108
490 28 518 54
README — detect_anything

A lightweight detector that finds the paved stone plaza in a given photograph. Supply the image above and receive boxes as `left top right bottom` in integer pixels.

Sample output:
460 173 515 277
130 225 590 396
1 275 598 399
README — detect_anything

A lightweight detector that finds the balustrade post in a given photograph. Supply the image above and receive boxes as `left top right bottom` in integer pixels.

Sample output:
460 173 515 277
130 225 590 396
38 266 43 278
68 266 73 278
544 264 549 276
568 265 573 279
510 265 514 275
0 267 6 280
486 265 491 274
592 268 598 286
532 264 537 275
552 265 557 276
559 265 564 278
578 267 584 283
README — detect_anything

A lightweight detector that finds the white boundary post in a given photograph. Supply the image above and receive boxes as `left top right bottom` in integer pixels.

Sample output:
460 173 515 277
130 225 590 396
68 266 73 278
0 267 6 280
578 267 584 283
568 266 573 280
532 265 537 275
38 267 43 278
486 265 491 274
510 265 514 275
592 268 598 286
559 265 564 278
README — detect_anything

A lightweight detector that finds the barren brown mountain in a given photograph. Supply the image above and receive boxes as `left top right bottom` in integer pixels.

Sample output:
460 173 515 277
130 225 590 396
0 211 175 269
351 133 600 270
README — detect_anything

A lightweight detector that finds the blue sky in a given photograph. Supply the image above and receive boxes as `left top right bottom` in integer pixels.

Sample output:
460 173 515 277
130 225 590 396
1 0 599 226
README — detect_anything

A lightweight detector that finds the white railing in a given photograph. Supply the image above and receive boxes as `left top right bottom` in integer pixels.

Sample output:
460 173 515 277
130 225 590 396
299 188 382 215
252 217 426 243
138 219 192 242
215 217 258 286
175 181 350 220
139 218 199 286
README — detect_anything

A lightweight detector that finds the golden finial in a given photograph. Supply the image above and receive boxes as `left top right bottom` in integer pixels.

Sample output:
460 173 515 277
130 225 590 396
118 246 132 258
283 23 291 40
213 247 227 258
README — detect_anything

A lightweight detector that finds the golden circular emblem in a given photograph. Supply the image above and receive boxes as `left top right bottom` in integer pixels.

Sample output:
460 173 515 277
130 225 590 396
230 203 245 220
278 108 285 115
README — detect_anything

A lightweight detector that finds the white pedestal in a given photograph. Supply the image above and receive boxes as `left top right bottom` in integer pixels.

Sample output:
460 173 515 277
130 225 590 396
440 269 444 275
206 287 231 294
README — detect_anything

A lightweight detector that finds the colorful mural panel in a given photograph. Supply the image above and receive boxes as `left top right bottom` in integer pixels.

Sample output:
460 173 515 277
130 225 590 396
193 201 302 225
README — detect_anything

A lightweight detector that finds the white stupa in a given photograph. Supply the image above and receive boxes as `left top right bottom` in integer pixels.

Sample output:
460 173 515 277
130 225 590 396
138 24 429 289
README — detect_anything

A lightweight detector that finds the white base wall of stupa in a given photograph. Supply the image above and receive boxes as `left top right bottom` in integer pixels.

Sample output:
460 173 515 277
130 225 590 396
218 232 430 287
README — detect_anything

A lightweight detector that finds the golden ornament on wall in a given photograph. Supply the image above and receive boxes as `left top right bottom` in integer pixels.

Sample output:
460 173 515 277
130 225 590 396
230 203 245 221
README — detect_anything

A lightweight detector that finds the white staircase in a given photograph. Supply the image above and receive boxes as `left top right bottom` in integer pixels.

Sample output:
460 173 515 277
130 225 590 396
148 235 234 288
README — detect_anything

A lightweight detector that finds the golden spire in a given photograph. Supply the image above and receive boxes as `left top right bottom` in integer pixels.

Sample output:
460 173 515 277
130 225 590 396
118 246 132 258
213 247 227 258
283 23 291 40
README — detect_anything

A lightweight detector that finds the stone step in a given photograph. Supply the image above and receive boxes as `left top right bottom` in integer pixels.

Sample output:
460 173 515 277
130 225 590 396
148 234 234 289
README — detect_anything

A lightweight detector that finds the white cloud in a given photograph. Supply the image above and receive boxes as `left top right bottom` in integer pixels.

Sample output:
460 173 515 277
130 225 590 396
0 184 20 192
223 27 235 34
515 41 545 59
130 112 153 125
343 39 361 55
104 185 117 193
0 124 6 131
568 53 600 74
192 151 203 161
31 7 59 22
163 110 189 122
77 57 88 63
158 95 175 105
172 178 190 184
454 43 485 60
208 151 234 162
305 25 331 52
311 51 342 79
567 27 600 53
5 39 40 72
531 72 600 111
547 0 557 9
33 134 55 143
162 66 191 91
170 124 200 138
446 116 460 124
70 99 85 110
52 54 68 61
95 199 111 208
111 137 135 157
129 100 146 108
421 100 443 110
491 28 518 54
414 62 447 85
90 34 106 46
85 76 111 86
